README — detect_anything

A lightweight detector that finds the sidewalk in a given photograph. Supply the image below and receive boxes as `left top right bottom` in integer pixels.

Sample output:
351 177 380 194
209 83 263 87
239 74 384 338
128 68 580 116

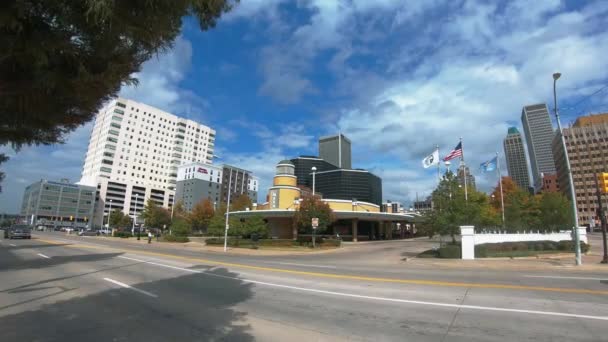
89 236 343 256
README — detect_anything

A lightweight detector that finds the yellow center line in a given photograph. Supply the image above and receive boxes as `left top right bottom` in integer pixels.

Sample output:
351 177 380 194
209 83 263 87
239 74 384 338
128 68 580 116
35 238 608 296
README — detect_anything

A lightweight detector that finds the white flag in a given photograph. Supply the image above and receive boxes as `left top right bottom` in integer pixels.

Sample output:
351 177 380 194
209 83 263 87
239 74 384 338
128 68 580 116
422 149 439 168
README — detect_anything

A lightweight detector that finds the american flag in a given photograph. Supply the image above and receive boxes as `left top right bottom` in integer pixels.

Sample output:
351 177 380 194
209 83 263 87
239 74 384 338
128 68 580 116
443 142 463 161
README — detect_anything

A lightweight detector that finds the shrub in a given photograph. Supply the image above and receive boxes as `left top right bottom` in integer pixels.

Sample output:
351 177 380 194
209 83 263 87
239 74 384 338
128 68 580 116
322 238 341 247
474 245 488 258
258 239 295 247
438 245 461 258
162 235 189 243
113 231 132 238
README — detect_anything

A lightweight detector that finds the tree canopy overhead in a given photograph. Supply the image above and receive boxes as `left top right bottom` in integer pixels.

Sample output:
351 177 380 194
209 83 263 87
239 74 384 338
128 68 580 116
1 0 235 189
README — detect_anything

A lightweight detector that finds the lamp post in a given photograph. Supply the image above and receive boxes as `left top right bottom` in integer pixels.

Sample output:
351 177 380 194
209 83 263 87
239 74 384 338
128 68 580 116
553 72 581 266
107 199 113 233
311 166 317 196
132 193 137 235
224 168 233 252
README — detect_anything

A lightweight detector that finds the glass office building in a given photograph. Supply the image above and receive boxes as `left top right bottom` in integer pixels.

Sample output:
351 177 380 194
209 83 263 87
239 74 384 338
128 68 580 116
314 169 382 206
290 156 382 206
20 179 96 228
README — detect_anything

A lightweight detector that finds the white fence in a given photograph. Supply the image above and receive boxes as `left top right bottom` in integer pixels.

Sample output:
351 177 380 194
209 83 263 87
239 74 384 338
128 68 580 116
460 226 588 260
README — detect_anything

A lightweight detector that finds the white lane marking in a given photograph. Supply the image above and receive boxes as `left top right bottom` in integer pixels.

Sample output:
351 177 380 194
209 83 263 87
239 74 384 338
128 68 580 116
9 243 16 247
524 275 607 281
261 261 337 269
37 253 51 259
118 255 608 321
103 277 158 298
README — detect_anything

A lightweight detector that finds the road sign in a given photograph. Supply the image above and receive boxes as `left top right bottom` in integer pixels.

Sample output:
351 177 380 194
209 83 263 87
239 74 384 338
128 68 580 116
312 217 319 229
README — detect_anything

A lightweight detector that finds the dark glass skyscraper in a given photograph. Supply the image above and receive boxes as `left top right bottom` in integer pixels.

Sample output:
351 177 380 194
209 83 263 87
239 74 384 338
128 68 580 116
319 134 352 169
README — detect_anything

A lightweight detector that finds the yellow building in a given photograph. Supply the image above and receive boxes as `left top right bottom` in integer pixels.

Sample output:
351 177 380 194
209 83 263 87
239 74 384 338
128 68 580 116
233 160 420 241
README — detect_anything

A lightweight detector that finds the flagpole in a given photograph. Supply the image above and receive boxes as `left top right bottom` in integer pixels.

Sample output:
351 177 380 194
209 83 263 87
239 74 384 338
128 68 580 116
496 152 505 226
436 144 440 184
460 137 468 202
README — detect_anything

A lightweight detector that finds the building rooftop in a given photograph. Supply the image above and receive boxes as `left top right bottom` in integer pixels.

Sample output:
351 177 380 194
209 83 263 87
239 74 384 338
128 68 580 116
507 127 519 134
573 113 608 127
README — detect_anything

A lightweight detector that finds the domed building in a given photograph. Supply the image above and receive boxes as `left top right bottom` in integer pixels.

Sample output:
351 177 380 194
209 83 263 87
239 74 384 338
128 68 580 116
233 160 420 241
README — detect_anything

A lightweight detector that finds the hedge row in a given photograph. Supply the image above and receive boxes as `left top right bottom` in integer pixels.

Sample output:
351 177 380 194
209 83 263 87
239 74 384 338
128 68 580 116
475 240 590 257
113 231 132 238
162 235 189 243
205 238 341 248
433 240 591 259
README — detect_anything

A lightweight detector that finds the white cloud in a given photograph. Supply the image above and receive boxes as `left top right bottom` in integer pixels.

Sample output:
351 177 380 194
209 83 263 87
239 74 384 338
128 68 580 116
119 36 209 121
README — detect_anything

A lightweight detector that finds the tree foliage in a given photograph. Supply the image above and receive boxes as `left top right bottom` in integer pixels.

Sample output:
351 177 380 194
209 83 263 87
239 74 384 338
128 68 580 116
190 199 215 232
141 199 171 230
109 209 132 228
171 218 191 237
172 200 189 222
423 172 499 243
1 0 235 188
231 194 252 211
293 195 336 234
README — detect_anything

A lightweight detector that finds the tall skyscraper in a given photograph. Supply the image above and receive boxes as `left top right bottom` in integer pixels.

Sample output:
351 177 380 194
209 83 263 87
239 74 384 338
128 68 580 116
457 164 476 191
503 127 531 190
79 97 216 227
319 134 351 169
552 113 608 227
521 104 556 190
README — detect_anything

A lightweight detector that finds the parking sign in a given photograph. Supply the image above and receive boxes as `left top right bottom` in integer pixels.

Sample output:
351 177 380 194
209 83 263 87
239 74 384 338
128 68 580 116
312 217 319 229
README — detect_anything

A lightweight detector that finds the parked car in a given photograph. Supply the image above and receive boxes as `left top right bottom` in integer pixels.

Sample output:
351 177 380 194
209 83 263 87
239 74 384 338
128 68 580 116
98 228 112 235
8 225 32 239
78 229 97 236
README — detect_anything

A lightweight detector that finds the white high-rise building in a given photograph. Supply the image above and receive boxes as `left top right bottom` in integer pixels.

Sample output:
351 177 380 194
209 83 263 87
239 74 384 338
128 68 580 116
79 97 216 227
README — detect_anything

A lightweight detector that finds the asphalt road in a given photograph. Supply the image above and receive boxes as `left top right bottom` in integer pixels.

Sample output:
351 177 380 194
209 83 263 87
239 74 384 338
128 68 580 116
1 232 607 341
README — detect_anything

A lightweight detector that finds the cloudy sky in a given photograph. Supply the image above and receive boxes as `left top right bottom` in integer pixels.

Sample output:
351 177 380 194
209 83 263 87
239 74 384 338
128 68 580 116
2 0 608 213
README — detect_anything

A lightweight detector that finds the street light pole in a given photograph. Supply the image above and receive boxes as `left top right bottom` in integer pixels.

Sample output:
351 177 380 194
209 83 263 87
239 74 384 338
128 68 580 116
311 166 317 196
553 72 581 266
132 193 137 235
107 199 113 233
224 168 233 252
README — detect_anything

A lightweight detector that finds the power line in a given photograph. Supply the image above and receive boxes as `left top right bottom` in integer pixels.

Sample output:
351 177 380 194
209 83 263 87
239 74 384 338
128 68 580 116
561 84 608 112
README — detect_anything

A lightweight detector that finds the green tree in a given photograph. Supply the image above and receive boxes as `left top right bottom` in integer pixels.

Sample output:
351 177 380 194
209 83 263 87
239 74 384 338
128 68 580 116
207 213 226 237
293 195 335 234
231 194 252 211
172 200 189 222
170 218 191 237
242 215 269 238
1 0 234 190
539 192 572 231
109 209 132 228
190 199 215 232
141 199 171 229
425 172 499 242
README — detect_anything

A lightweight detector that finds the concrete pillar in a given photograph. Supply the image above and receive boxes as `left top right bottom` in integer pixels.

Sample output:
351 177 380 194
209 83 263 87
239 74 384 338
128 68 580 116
352 219 358 242
387 222 392 239
460 225 475 260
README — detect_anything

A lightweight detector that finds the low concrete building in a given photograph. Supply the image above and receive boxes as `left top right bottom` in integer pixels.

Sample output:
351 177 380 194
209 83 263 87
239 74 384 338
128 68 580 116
20 179 96 229
234 160 420 241
175 162 258 212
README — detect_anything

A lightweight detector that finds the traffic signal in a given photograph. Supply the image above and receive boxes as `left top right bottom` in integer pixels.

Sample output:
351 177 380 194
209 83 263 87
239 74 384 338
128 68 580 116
599 173 608 193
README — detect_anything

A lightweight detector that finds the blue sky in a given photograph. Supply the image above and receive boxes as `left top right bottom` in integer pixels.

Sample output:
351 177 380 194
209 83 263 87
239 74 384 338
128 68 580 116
2 0 608 213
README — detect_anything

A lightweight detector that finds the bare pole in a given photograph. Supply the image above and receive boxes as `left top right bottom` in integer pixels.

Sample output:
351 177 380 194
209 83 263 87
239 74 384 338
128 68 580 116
223 168 233 252
553 72 581 265
496 152 505 226
460 137 468 202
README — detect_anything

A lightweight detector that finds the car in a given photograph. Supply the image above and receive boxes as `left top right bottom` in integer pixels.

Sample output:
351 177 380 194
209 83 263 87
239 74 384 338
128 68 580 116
98 228 112 235
78 229 98 236
8 225 32 239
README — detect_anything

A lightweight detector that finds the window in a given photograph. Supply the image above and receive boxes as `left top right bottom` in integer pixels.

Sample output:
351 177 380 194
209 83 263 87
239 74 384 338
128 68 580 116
114 109 125 115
